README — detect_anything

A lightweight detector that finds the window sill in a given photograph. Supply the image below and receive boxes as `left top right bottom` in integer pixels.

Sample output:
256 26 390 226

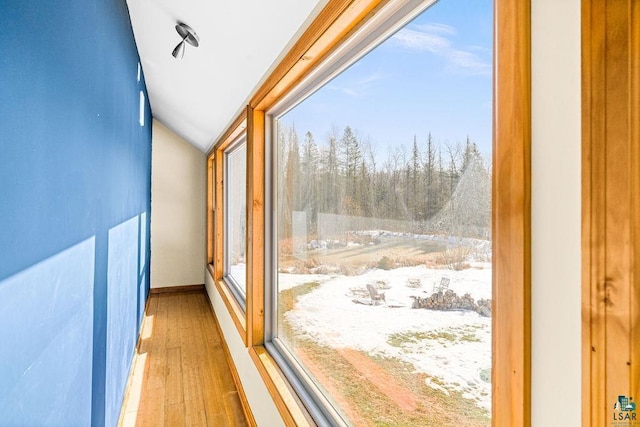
248 345 316 427
207 264 314 425
207 264 247 345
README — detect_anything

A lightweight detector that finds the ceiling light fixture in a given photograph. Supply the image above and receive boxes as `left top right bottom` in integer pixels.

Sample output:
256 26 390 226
172 22 199 59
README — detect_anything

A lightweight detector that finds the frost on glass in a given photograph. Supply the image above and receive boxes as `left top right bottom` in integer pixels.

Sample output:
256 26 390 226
274 1 493 425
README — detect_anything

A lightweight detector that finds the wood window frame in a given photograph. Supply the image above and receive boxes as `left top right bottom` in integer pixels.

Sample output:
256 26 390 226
208 114 249 344
207 156 214 266
492 1 531 425
205 0 531 424
582 0 640 424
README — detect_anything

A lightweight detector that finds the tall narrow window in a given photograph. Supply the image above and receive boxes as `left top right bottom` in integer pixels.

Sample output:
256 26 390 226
207 157 215 266
224 136 247 307
267 0 492 424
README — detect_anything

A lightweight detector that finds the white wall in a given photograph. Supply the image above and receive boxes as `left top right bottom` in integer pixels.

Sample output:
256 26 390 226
531 0 581 425
151 120 206 288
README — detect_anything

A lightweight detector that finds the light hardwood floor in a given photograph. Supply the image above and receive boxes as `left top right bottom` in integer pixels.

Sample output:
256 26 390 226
119 290 249 427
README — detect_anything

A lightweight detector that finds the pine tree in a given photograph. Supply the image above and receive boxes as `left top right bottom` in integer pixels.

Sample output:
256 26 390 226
340 126 362 214
461 135 482 173
424 132 436 219
281 125 300 238
276 123 492 238
300 131 319 222
326 129 339 214
411 135 422 220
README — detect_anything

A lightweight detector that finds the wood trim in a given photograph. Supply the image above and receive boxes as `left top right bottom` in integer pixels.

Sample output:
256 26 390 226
582 1 640 424
246 106 266 347
249 346 316 427
631 2 640 421
250 0 385 111
493 0 531 426
149 284 206 294
214 153 224 278
208 113 247 157
212 145 248 339
207 114 250 344
207 157 214 265
581 2 600 424
208 265 247 342
203 287 258 427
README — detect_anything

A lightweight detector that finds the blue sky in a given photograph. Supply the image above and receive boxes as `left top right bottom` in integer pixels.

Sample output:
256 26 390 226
281 0 493 161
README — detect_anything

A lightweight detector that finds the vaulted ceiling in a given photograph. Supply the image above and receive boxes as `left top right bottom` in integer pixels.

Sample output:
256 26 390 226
126 0 326 152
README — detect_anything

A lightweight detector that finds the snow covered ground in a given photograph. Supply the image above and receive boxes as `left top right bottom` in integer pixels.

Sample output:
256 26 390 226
280 263 492 412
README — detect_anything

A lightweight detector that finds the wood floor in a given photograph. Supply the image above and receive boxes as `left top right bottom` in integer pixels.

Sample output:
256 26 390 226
119 290 249 427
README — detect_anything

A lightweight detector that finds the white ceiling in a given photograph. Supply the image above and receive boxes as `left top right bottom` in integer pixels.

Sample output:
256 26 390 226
126 0 326 152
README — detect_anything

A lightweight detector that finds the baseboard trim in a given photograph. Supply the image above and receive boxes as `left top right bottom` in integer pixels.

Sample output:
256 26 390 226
203 288 258 427
149 284 205 294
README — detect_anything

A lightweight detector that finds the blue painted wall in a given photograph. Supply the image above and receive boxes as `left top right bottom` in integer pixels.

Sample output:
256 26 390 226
0 0 152 425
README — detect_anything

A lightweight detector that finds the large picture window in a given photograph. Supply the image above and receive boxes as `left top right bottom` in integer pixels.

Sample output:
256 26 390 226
267 0 493 424
224 136 248 307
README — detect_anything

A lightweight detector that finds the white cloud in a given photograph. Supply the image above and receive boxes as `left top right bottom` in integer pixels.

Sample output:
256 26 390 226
356 72 384 86
468 45 491 53
447 50 491 73
414 22 457 35
334 87 359 97
392 28 451 53
391 23 491 75
328 72 385 98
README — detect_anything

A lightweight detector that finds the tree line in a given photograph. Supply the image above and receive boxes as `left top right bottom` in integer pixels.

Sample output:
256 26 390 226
278 123 491 240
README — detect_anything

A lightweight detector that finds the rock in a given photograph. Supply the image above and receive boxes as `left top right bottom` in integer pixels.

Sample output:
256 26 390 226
411 290 492 317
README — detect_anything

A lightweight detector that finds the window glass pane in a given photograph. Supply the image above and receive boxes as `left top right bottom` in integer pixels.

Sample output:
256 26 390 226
226 141 247 298
210 159 216 266
274 1 492 425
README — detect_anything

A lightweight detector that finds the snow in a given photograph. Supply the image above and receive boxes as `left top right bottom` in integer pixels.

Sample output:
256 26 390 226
229 263 246 287
280 263 492 412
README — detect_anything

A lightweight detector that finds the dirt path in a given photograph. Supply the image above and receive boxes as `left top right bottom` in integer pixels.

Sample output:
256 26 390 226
295 348 368 426
296 344 490 426
337 348 418 412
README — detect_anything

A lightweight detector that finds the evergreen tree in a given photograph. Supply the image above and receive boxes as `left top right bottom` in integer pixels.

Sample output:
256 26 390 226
300 131 319 218
424 132 436 219
281 125 300 238
411 135 422 220
340 126 362 214
461 135 482 173
276 122 492 238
